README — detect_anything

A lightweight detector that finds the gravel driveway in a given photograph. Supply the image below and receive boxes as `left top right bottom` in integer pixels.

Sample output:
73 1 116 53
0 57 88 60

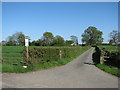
2 48 118 88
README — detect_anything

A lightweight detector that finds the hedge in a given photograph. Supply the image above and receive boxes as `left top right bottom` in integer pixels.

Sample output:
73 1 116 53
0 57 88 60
23 46 88 65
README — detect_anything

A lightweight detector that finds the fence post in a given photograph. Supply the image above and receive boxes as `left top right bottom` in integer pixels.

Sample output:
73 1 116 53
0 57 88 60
100 56 104 64
26 46 29 59
60 50 62 59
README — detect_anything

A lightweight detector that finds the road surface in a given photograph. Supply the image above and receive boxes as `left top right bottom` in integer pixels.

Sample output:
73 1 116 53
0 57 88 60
2 48 118 88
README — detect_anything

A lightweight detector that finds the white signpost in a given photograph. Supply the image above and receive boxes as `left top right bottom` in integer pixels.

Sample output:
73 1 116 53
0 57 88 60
25 36 29 46
25 36 30 59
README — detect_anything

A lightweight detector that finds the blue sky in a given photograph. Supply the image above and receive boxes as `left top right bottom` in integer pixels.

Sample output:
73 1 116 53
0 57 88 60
2 2 118 43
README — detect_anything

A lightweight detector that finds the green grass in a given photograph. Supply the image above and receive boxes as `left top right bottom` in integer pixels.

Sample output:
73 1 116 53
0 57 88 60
96 64 120 77
98 45 118 51
2 53 22 57
1 63 35 73
2 46 90 73
2 46 25 64
2 46 25 53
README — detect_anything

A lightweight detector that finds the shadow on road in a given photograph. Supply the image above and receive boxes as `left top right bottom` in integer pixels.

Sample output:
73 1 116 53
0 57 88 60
84 62 95 65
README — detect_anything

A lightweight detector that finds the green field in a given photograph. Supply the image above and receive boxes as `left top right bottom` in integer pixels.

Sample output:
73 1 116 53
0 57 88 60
2 46 25 63
98 45 118 51
1 46 90 73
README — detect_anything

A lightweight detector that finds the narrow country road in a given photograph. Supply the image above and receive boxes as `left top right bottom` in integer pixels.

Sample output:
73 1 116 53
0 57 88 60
2 48 118 88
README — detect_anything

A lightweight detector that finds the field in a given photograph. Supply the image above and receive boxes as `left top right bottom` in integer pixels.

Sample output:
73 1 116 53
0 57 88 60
98 45 118 51
1 46 90 73
2 46 25 64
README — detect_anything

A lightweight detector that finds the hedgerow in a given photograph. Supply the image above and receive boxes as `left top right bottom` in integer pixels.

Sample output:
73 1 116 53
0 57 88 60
23 46 87 65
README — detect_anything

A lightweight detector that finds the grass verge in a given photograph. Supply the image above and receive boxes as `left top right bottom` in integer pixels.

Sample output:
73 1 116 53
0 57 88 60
96 64 120 77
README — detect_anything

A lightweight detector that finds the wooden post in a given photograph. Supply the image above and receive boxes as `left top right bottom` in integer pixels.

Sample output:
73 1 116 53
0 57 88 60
26 46 29 59
60 50 62 59
100 49 105 64
100 56 104 64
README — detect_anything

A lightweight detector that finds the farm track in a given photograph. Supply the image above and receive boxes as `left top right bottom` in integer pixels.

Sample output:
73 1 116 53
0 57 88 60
2 48 118 88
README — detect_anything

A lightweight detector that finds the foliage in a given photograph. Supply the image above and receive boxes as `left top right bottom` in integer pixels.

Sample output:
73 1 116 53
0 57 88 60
92 46 101 64
81 26 103 45
23 46 89 65
17 32 25 46
6 32 25 46
65 40 74 45
30 39 43 46
42 32 54 46
109 30 119 45
70 35 78 45
52 35 65 46
104 51 120 68
6 36 16 46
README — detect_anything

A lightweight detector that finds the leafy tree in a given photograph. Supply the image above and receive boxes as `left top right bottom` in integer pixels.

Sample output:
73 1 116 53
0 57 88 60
52 35 65 46
81 26 103 45
6 36 16 46
109 30 118 45
30 39 43 46
42 32 54 46
65 40 74 45
30 41 38 46
70 35 78 45
6 32 25 46
17 32 25 46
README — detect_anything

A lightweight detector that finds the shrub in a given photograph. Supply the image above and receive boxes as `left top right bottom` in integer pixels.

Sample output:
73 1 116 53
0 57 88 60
92 46 101 64
107 51 120 68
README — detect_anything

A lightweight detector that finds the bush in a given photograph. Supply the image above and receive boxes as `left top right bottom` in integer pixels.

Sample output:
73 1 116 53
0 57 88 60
92 46 101 64
107 51 120 68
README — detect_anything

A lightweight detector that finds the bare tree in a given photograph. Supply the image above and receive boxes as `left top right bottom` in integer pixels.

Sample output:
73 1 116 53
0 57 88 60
109 30 118 45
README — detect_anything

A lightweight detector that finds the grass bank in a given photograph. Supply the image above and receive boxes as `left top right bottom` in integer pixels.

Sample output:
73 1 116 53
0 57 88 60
96 64 120 77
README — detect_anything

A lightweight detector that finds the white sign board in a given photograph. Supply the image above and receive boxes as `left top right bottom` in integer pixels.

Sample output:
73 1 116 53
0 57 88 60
25 38 29 46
